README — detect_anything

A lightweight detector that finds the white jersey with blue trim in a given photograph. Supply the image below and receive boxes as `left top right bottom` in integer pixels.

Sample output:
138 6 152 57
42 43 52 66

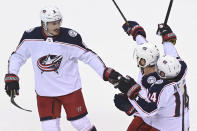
132 36 189 130
130 78 183 131
134 61 189 131
163 41 190 131
8 27 106 96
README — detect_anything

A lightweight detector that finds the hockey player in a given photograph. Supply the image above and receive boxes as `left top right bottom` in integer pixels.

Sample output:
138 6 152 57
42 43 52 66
114 21 161 131
4 5 119 131
113 21 189 131
156 24 190 131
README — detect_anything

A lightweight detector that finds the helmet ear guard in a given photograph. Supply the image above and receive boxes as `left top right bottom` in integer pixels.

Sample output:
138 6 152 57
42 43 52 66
40 5 62 30
135 43 160 68
156 55 181 79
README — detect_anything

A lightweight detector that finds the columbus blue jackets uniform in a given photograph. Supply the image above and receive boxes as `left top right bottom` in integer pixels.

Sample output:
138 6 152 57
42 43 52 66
8 27 106 96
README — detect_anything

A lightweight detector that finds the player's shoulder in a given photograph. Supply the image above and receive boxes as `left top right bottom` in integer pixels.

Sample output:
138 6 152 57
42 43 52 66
22 26 43 39
149 79 172 94
18 26 43 44
60 27 81 36
172 60 187 82
58 27 85 48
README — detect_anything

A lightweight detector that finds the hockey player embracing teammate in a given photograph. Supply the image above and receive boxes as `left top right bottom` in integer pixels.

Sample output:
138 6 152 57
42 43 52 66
107 21 189 131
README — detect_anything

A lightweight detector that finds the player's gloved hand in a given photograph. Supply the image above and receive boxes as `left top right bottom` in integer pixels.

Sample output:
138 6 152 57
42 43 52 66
114 93 136 116
156 23 177 45
103 67 122 85
4 74 20 97
115 75 141 99
122 21 146 40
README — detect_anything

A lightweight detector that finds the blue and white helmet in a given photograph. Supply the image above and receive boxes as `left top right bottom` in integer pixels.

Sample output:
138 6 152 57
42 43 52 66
135 43 160 68
156 55 181 79
40 5 62 30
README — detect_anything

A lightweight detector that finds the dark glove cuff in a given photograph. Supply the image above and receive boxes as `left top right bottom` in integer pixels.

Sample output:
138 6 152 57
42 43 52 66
103 68 114 81
116 77 138 94
127 84 141 99
5 74 19 83
130 25 146 40
162 33 177 44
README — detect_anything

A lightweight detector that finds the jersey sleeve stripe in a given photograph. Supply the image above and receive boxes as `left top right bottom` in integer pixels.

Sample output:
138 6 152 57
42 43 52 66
55 41 87 51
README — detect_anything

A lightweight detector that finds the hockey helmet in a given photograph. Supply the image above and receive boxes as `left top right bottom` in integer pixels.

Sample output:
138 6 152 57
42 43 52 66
156 55 181 79
40 5 62 30
135 43 160 68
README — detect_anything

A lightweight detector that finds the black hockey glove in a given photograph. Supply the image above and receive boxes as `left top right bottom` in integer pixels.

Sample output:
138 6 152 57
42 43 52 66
115 75 141 99
114 93 136 116
103 67 122 85
122 21 146 40
156 23 177 45
4 74 20 97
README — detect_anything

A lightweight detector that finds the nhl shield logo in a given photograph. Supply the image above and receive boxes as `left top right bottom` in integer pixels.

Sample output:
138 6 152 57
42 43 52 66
147 76 156 84
37 54 63 73
68 30 78 37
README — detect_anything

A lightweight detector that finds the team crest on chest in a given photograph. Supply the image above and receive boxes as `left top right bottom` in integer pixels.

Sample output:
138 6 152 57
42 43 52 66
37 54 63 73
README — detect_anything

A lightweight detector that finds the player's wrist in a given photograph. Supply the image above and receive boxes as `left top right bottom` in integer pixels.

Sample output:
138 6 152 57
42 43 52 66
162 33 176 45
130 25 146 41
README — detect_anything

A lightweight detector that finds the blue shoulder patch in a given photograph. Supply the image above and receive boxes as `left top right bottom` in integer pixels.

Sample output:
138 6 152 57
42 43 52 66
54 27 86 49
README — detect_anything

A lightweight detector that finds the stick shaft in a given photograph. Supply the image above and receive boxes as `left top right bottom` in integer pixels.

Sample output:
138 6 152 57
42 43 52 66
112 0 128 24
164 0 173 25
182 85 187 131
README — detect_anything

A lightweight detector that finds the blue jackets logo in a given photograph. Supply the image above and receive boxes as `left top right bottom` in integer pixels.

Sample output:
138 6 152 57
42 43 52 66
37 55 63 73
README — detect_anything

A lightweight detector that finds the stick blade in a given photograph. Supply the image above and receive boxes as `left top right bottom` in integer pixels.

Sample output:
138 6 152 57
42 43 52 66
11 96 32 112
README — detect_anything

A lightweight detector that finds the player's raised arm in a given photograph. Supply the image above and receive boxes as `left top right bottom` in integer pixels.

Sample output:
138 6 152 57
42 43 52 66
157 23 179 57
122 21 147 45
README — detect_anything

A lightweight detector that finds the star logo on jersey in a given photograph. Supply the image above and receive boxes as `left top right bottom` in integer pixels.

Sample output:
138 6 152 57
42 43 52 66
135 96 139 101
37 54 63 74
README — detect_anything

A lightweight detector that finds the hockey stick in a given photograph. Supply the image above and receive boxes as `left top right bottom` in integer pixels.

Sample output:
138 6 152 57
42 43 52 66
163 1 185 130
181 85 187 131
164 0 174 25
112 0 129 25
10 91 32 112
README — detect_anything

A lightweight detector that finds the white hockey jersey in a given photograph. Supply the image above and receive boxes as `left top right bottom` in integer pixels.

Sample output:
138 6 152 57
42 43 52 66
8 27 106 96
163 42 190 131
130 76 184 131
130 36 189 131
